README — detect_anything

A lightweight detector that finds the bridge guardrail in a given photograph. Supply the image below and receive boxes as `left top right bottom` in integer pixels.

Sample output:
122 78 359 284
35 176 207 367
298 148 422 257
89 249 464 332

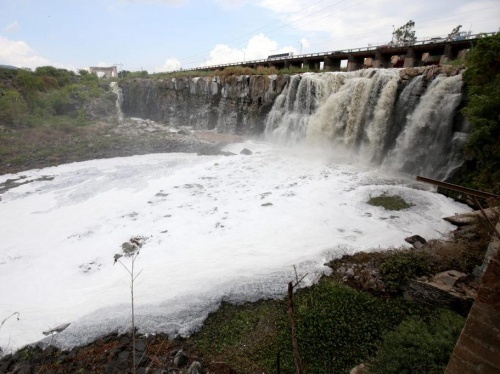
178 32 496 73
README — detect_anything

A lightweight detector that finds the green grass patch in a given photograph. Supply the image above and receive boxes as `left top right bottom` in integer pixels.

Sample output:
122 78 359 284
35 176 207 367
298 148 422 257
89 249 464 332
368 193 413 211
191 279 434 373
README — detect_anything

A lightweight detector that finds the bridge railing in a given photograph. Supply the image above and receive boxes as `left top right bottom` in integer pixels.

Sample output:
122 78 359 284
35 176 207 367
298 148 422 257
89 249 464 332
173 32 496 73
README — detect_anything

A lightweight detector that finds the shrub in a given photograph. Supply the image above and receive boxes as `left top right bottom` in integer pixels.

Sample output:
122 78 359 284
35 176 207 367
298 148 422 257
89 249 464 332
290 280 416 373
368 309 465 374
455 33 500 194
379 252 432 292
0 89 28 127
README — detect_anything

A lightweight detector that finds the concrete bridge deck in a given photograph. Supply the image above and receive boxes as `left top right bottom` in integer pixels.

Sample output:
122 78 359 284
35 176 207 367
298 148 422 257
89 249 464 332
190 33 495 73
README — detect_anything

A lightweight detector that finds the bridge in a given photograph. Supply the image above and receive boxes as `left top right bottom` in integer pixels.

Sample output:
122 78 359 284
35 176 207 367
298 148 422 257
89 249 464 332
192 33 496 73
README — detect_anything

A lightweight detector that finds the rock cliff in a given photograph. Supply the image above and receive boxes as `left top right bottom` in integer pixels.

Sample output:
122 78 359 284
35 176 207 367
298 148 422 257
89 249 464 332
119 66 464 137
120 74 288 135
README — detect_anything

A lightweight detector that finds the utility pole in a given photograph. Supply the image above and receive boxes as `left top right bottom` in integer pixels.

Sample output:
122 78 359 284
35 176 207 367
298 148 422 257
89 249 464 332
113 62 123 78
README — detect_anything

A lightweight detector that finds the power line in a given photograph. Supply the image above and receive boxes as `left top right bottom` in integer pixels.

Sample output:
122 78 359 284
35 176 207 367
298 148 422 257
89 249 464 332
181 0 370 68
177 0 332 64
306 4 500 49
178 2 499 69
179 0 362 66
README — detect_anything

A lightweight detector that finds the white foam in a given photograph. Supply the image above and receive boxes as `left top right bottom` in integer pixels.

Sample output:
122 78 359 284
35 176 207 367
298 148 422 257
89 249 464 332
0 142 469 352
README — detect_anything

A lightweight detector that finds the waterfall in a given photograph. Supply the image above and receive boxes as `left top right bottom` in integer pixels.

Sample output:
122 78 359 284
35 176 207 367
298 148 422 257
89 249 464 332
383 74 463 179
110 82 124 122
264 69 465 179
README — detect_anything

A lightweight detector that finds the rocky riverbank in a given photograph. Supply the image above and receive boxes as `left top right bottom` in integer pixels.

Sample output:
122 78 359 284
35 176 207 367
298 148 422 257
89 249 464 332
0 118 247 176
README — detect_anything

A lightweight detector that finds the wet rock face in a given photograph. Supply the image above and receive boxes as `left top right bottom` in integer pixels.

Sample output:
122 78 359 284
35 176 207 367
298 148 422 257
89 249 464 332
120 75 289 136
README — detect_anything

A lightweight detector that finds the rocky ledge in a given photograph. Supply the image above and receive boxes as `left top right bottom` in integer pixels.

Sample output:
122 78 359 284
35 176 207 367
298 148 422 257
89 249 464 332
0 332 235 374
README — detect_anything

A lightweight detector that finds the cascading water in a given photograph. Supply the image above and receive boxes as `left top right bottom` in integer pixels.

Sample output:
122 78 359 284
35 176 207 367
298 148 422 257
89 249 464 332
264 69 466 179
382 74 464 180
110 81 124 123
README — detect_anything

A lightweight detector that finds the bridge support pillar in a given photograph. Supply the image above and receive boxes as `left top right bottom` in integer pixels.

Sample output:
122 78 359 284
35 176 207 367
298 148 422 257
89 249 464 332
303 60 320 70
347 54 363 72
324 56 341 71
373 51 390 68
440 45 453 65
457 48 468 61
403 48 415 68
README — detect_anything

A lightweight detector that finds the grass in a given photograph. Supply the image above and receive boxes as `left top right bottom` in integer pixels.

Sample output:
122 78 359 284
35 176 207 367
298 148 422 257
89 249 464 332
368 193 413 211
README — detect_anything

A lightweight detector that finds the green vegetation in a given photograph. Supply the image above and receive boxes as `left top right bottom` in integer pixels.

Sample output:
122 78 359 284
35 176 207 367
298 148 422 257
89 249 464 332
456 33 500 194
369 310 465 374
368 193 413 211
379 252 432 292
0 66 113 129
192 278 462 373
0 66 119 174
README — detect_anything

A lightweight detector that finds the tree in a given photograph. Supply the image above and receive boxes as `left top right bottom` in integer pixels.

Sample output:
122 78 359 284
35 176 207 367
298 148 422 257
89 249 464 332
456 33 500 194
447 25 463 41
393 20 417 46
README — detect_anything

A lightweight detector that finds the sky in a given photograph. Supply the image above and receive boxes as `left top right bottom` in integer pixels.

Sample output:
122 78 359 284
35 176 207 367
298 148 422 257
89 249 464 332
0 141 470 351
0 0 499 72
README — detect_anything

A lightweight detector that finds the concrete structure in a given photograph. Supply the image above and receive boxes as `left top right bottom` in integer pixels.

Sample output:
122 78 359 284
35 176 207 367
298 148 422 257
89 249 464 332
192 33 495 73
89 66 118 78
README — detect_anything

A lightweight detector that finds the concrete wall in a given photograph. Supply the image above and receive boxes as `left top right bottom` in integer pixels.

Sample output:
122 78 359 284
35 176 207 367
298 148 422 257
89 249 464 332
446 224 500 374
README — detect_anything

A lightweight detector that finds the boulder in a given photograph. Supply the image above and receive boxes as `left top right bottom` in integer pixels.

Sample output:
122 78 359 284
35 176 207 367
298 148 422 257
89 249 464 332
404 271 475 316
42 322 71 336
240 148 253 155
431 270 467 292
174 349 189 368
404 235 427 249
187 361 203 374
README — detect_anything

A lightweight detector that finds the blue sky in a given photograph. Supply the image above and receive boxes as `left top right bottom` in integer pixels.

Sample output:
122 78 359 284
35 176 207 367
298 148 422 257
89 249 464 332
1 0 499 72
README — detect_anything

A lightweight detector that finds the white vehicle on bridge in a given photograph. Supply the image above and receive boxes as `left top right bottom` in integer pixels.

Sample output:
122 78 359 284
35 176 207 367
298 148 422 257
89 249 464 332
267 52 294 60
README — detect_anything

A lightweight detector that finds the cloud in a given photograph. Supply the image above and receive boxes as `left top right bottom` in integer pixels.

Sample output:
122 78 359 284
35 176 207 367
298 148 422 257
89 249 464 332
156 58 182 72
254 0 500 51
3 21 20 33
0 36 74 70
204 33 297 66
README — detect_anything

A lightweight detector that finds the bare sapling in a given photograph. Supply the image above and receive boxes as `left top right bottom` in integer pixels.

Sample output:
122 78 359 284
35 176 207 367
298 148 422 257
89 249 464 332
114 236 145 374
288 265 308 374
